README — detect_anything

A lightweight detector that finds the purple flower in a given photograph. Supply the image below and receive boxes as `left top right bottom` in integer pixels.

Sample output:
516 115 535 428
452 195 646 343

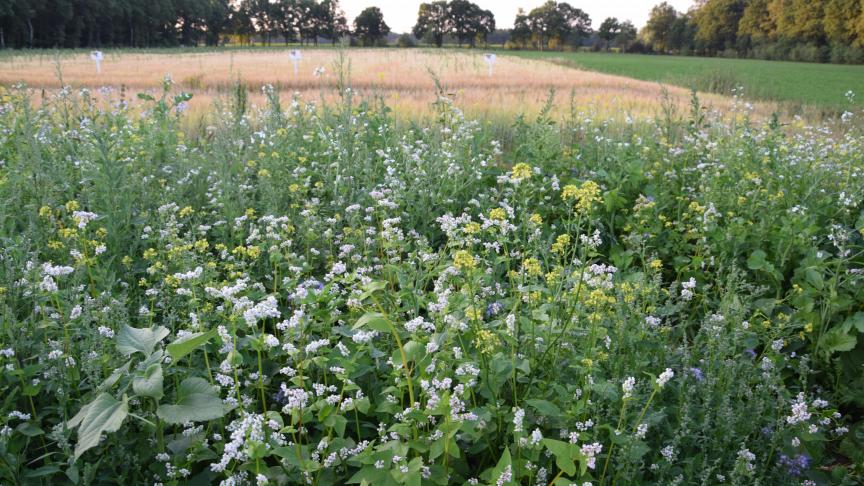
485 301 503 317
688 367 705 382
744 349 757 359
779 454 810 477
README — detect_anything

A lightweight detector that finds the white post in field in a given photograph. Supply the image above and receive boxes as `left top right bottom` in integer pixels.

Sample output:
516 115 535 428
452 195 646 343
483 53 496 77
289 50 302 75
90 50 104 74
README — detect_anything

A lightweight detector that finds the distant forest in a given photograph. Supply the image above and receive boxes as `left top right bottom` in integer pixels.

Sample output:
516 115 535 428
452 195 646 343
2 0 864 64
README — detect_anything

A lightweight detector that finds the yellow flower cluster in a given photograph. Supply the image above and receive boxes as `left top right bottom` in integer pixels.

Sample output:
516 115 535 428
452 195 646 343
522 258 542 276
463 222 481 235
488 208 507 221
453 250 476 271
474 329 500 356
510 163 533 181
551 234 571 254
561 180 602 213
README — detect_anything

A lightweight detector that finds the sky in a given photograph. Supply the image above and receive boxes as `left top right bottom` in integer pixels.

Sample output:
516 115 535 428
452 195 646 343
340 1 695 34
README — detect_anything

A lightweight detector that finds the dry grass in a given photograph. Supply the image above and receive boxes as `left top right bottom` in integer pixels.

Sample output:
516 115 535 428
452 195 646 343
0 48 780 120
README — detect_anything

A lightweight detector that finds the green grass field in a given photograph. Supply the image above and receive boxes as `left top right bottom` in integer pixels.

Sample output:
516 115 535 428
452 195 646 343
503 50 864 112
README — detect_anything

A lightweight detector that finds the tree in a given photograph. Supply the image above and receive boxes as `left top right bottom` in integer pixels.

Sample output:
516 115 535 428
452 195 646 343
511 9 532 48
475 9 495 47
616 20 638 50
693 0 746 53
314 0 347 43
522 1 591 51
353 6 389 47
823 0 861 46
413 1 449 47
737 0 774 46
644 2 678 52
597 17 621 50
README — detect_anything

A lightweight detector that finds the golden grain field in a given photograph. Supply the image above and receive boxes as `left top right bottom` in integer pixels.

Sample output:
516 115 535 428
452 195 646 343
0 48 775 120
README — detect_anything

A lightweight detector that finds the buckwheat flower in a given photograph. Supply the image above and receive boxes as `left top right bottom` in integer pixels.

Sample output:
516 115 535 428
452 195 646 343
331 261 347 275
786 393 811 425
97 326 114 338
656 368 674 387
680 277 696 301
72 211 98 229
580 443 603 469
661 445 675 462
39 276 58 292
635 423 648 439
645 316 661 327
530 428 543 445
496 465 512 486
8 410 31 420
69 305 82 319
737 447 756 471
513 407 525 433
622 376 635 399
0 348 14 358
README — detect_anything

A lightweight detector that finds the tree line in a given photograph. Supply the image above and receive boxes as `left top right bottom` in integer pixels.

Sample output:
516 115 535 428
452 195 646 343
2 0 864 65
640 0 864 64
0 0 390 49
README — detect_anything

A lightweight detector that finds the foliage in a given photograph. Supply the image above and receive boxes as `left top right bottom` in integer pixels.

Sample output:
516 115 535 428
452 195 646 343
352 6 389 47
0 73 862 485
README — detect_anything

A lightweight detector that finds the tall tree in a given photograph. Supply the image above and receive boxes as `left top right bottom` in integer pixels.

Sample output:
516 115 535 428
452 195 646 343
693 0 746 53
597 17 621 51
616 20 638 50
353 6 389 47
738 0 774 46
413 1 449 47
823 0 861 46
644 2 679 52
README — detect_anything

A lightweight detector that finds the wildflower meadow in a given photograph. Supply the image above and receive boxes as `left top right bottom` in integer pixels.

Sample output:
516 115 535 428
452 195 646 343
0 76 863 486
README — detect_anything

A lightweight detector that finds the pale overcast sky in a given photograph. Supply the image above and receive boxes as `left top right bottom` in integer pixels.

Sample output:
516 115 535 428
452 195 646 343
340 1 695 34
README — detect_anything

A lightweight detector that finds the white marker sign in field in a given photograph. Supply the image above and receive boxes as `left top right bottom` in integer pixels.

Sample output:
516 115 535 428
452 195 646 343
90 50 104 74
483 53 496 76
289 50 302 75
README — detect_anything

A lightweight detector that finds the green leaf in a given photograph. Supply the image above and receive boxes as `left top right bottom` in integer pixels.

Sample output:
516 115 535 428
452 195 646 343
353 312 391 333
820 329 858 355
167 329 218 362
117 324 169 356
68 393 129 461
543 438 577 476
526 399 562 417
132 364 164 400
98 361 131 392
844 313 864 333
157 377 226 424
747 250 767 270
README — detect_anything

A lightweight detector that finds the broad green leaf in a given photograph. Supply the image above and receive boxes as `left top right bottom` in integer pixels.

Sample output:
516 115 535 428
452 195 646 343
157 377 226 424
117 324 169 356
844 313 864 333
98 360 131 392
543 438 577 476
132 363 164 400
747 250 767 270
820 329 857 355
353 312 391 333
167 328 218 361
69 393 129 461
526 399 562 417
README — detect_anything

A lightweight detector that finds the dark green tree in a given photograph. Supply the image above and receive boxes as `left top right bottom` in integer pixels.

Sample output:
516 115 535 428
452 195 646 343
353 6 389 47
413 1 449 47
